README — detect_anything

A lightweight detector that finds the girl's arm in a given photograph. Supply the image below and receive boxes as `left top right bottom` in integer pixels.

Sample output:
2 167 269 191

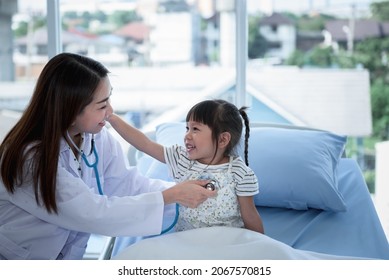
108 114 165 163
238 196 265 234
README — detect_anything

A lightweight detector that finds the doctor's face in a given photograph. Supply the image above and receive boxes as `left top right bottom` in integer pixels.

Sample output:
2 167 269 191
70 77 113 135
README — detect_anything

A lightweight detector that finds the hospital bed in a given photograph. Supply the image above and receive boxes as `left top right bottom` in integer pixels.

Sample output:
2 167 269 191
110 122 389 260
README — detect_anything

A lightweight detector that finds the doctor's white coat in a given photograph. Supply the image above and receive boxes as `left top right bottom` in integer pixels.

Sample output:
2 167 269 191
0 127 169 259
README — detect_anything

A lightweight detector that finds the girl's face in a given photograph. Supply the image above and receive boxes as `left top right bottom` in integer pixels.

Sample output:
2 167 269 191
184 120 216 164
70 77 113 136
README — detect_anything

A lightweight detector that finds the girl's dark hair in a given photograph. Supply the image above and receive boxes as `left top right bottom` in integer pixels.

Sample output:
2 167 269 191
185 99 251 166
0 53 109 213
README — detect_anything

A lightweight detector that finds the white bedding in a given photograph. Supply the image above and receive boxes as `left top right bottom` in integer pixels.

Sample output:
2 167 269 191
113 226 366 260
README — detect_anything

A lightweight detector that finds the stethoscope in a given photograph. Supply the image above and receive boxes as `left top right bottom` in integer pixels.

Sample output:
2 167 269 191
66 131 103 195
66 130 177 235
66 132 218 236
157 171 218 235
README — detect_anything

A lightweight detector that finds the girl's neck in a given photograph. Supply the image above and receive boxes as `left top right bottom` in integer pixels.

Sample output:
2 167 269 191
198 155 229 166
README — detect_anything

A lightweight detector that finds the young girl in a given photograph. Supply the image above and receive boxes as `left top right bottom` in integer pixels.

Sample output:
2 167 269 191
108 99 264 234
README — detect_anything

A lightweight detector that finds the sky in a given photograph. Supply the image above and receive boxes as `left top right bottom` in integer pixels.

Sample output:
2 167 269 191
18 0 380 17
248 0 378 17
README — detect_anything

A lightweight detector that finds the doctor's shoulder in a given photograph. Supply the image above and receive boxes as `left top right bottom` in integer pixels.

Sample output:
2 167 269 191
94 127 133 169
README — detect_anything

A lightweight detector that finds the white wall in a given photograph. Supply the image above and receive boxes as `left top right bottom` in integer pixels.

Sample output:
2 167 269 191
149 13 193 65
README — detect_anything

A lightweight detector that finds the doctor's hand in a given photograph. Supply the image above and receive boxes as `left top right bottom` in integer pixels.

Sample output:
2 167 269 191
162 180 217 208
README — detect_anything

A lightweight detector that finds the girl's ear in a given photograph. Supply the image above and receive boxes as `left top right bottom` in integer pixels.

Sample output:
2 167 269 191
218 132 231 148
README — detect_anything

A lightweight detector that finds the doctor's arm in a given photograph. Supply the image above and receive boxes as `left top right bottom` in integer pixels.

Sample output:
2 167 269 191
107 114 165 163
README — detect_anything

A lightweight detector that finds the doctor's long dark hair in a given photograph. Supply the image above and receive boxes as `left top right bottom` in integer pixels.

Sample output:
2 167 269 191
0 53 109 213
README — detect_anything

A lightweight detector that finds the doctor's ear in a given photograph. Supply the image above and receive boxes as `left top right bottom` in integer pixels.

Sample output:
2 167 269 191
218 132 231 148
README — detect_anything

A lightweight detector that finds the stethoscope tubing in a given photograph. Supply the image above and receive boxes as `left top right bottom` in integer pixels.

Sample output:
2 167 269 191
160 203 179 235
66 131 177 234
81 142 103 195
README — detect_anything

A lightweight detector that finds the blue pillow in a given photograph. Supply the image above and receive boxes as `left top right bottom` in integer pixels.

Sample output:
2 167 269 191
248 127 347 212
145 122 347 212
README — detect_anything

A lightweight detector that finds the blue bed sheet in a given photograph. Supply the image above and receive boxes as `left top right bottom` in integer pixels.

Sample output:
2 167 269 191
111 158 389 259
258 158 389 259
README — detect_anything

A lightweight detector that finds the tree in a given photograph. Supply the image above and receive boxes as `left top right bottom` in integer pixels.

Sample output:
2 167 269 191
285 14 389 140
370 78 389 140
285 49 305 67
13 14 46 38
286 46 354 68
353 38 389 79
109 11 142 28
248 14 268 59
370 1 389 21
295 13 335 31
353 37 389 139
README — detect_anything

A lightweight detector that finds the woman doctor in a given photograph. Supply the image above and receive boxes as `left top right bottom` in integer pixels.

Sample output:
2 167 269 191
0 52 214 260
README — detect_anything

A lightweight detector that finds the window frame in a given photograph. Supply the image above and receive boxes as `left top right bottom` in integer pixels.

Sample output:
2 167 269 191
46 0 248 107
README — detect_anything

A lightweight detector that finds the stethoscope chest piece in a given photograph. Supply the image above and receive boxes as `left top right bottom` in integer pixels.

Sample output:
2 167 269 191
197 171 219 191
203 180 217 191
